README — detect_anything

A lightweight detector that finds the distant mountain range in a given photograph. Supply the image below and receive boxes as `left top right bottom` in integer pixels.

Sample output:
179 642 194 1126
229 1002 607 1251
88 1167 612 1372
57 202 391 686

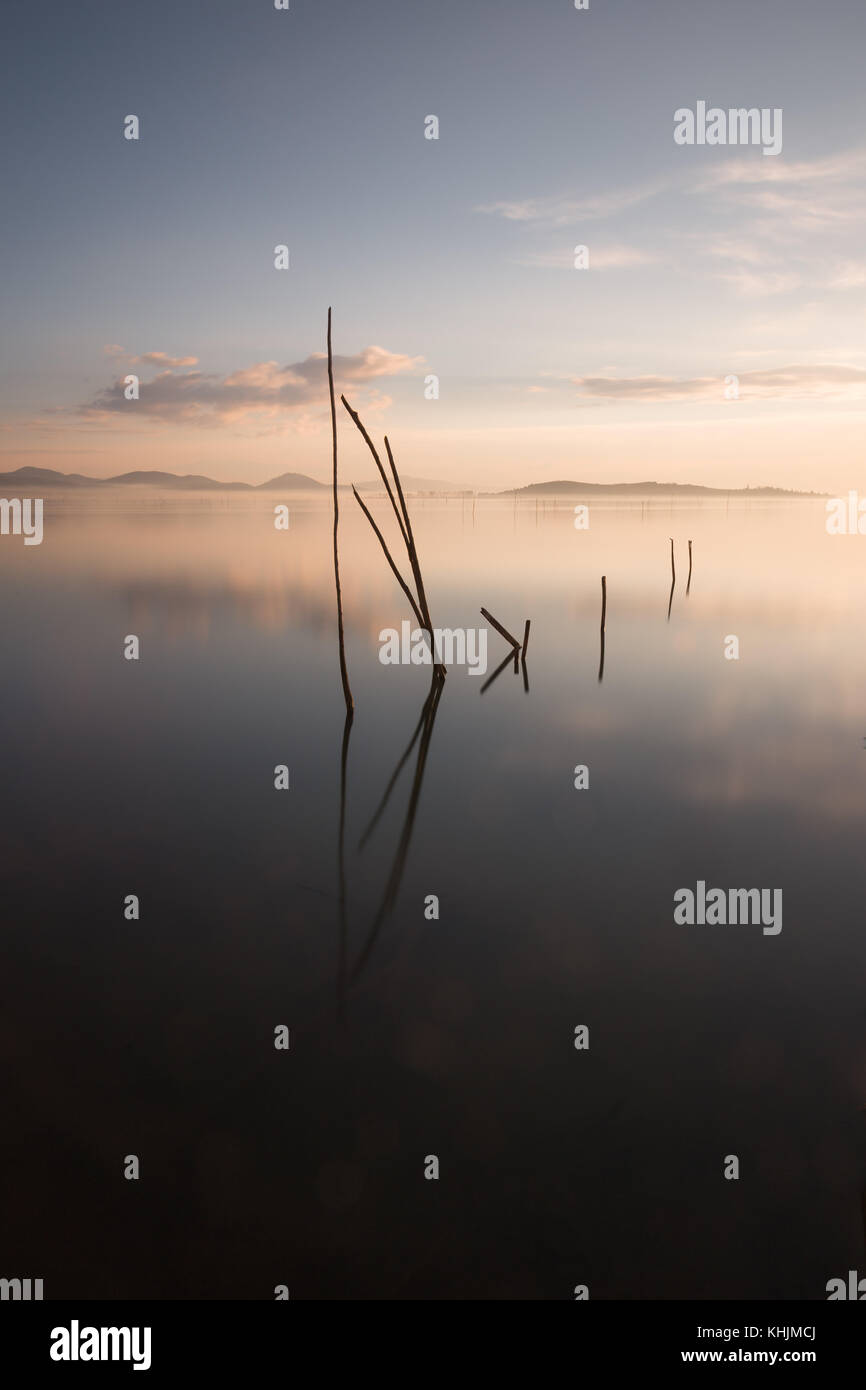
495 479 826 498
0 466 824 498
0 466 465 494
0 466 326 492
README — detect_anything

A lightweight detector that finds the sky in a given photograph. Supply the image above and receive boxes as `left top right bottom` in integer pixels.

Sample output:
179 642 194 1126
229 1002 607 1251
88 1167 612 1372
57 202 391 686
2 0 866 490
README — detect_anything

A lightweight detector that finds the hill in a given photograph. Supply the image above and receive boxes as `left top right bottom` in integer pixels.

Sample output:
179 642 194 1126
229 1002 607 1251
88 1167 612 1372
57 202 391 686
0 467 826 498
497 480 824 498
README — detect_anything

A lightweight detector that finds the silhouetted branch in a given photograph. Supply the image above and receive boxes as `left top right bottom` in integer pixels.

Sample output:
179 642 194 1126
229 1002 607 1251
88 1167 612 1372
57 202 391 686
667 538 676 621
329 310 353 716
385 436 433 630
481 607 521 650
352 486 426 631
598 575 606 683
344 401 445 676
341 396 410 554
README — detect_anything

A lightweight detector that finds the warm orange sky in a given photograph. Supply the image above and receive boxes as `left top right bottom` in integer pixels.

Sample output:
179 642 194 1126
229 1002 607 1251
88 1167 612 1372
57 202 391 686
3 1 866 492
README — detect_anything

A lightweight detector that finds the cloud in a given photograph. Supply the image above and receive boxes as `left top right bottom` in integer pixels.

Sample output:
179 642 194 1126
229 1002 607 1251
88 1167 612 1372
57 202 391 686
826 260 866 289
79 345 423 427
137 351 200 368
103 345 199 367
699 146 866 190
515 243 658 270
570 364 866 403
712 269 803 297
481 146 866 301
697 233 866 296
698 145 866 233
477 178 666 226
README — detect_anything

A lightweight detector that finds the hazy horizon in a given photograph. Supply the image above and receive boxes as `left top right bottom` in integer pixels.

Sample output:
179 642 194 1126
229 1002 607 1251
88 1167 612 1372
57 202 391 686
0 460 832 495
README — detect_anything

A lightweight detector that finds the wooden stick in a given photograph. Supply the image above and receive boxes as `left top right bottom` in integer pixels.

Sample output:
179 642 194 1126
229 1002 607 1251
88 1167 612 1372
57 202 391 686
352 487 426 630
480 607 521 649
687 538 693 595
341 396 410 554
328 309 353 716
598 575 606 683
385 435 431 630
343 401 445 676
384 439 445 676
667 538 676 620
521 619 531 660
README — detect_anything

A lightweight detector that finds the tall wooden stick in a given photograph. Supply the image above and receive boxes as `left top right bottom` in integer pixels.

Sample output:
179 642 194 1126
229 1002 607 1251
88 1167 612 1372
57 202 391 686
383 433 444 676
329 310 353 716
687 538 693 595
521 620 531 660
341 396 410 553
385 436 432 635
342 401 445 676
667 538 676 621
352 486 426 630
598 575 606 683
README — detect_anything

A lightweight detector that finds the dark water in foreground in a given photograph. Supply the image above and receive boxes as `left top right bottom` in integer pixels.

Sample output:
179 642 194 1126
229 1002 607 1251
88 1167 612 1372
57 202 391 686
2 491 864 1299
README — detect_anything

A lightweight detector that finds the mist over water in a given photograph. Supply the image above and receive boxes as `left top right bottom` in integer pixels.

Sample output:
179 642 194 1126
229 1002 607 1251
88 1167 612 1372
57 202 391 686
2 489 864 1298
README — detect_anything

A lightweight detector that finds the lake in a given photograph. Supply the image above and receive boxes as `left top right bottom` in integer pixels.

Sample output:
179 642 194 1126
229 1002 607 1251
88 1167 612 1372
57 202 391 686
2 488 864 1298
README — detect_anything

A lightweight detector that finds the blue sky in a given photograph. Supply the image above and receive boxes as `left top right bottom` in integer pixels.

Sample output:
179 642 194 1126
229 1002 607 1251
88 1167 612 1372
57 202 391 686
2 0 866 487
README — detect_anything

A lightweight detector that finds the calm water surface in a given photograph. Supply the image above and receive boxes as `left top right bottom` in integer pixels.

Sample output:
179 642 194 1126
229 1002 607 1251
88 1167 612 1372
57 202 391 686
2 490 864 1298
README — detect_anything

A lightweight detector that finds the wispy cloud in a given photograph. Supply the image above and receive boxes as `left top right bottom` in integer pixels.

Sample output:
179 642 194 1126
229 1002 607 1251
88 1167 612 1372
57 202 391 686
700 145 866 232
483 145 866 301
104 345 200 368
712 269 804 297
827 260 866 289
570 364 866 402
699 146 866 190
515 243 658 270
477 178 667 226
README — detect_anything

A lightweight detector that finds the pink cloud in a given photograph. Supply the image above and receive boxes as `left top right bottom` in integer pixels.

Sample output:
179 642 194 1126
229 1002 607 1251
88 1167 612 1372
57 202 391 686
80 345 422 427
